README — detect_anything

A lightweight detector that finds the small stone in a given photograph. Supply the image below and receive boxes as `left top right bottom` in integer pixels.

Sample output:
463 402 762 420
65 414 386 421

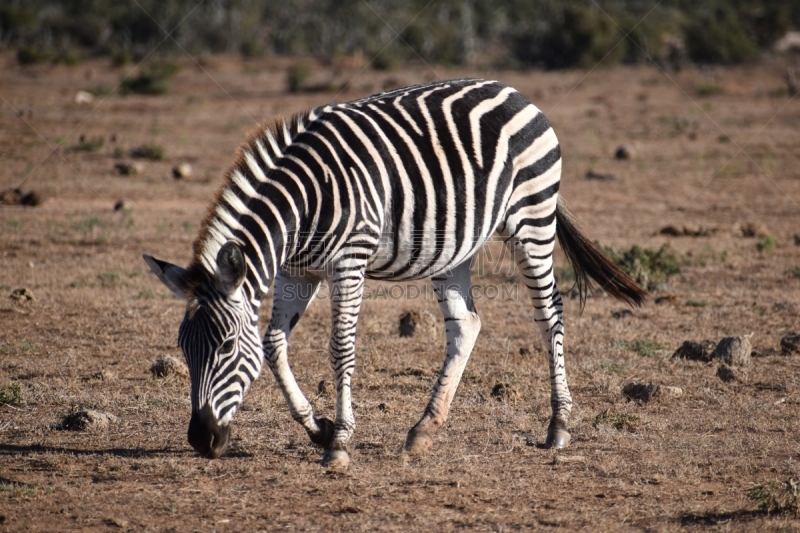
114 161 144 176
672 340 716 362
710 335 752 366
60 409 119 432
615 144 635 160
318 380 335 396
660 385 683 398
622 382 659 403
491 383 521 402
780 332 800 355
171 163 193 179
398 311 418 337
735 221 769 238
113 199 134 212
74 90 94 105
659 225 683 236
149 355 188 378
586 170 616 181
611 309 632 319
716 364 736 382
654 294 678 305
91 369 117 381
9 288 34 302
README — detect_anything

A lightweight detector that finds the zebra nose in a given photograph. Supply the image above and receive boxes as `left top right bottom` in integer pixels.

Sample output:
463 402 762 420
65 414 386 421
188 405 230 459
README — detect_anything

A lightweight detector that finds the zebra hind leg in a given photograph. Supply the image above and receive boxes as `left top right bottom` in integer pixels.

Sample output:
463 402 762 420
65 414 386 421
263 272 334 449
505 227 572 449
405 261 481 455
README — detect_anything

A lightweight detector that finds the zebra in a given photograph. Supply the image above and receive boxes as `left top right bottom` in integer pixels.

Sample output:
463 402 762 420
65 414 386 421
144 78 646 467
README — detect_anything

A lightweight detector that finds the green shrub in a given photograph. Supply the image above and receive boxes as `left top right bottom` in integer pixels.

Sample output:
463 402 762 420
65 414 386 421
121 61 180 96
604 244 680 290
130 143 164 161
17 45 51 65
749 479 799 516
0 383 23 405
286 61 313 92
685 5 759 64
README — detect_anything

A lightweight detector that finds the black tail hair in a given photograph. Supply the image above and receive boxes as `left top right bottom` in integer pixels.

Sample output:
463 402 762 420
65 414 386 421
555 198 647 310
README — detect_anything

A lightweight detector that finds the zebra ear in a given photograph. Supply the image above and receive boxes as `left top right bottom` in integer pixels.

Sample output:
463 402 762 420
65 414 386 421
216 242 246 296
143 254 191 300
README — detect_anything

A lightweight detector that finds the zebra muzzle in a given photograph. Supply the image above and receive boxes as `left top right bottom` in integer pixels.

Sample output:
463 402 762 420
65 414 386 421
188 405 230 459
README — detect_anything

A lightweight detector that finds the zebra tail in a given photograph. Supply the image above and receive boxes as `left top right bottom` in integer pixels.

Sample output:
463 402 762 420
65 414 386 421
555 198 647 310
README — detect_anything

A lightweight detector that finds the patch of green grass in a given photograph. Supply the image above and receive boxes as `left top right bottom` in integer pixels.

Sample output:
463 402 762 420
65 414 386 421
594 410 640 431
73 215 105 235
17 45 51 65
97 272 120 286
599 360 626 374
786 266 800 278
130 143 164 161
136 289 155 300
615 338 666 357
7 219 22 231
18 341 33 352
683 245 727 267
604 244 680 290
695 82 723 97
120 61 180 95
757 235 777 254
749 479 799 517
73 135 104 152
0 383 24 405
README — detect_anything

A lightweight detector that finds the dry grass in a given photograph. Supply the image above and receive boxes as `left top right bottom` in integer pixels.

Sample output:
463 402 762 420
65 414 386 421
1 53 800 531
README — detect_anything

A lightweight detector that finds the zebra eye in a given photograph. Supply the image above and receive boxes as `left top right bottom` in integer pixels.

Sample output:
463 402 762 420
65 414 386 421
219 339 235 354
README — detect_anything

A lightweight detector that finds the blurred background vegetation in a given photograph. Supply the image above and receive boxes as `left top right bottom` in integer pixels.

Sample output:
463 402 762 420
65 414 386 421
1 0 797 69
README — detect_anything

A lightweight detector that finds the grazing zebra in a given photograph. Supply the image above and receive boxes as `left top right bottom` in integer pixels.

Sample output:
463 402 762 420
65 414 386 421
144 79 646 466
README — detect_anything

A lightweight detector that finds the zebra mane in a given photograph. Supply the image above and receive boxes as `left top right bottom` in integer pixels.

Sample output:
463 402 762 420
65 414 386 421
189 108 318 282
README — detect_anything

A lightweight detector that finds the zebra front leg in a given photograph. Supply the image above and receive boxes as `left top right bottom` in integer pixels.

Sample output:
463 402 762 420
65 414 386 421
323 264 367 469
405 261 481 455
263 271 334 448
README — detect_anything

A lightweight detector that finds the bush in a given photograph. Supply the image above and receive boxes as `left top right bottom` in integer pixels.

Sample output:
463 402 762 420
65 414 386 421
121 61 180 96
685 5 759 64
17 45 51 65
286 61 313 93
604 244 680 290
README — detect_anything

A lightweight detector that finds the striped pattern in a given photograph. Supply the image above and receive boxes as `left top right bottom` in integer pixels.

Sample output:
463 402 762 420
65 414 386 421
148 78 628 462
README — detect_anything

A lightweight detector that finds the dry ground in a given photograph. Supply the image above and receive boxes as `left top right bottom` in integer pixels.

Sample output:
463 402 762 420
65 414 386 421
1 53 800 531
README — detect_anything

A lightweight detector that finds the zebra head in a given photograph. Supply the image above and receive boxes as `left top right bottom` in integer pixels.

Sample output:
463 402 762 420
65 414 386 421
143 242 262 459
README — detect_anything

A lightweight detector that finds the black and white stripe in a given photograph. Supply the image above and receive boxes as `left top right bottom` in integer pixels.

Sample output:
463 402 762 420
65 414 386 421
145 78 645 463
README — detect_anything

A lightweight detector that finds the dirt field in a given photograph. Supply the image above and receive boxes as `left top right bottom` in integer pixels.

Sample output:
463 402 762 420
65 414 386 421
2 52 800 531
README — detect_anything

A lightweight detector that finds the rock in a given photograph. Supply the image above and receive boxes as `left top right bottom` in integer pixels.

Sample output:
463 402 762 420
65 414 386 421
113 199 134 212
318 380 335 396
623 382 682 403
654 294 678 305
615 144 635 160
659 225 683 236
0 188 41 206
91 369 117 381
659 224 712 237
149 355 188 378
716 364 737 382
74 90 94 105
672 340 716 362
710 335 752 366
611 309 632 319
171 163 193 179
60 409 119 431
491 383 521 402
9 288 34 303
586 170 616 181
735 221 769 238
780 332 800 355
114 161 144 176
398 311 418 337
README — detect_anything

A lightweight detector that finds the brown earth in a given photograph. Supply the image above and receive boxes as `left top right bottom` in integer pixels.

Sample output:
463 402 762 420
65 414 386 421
1 52 800 531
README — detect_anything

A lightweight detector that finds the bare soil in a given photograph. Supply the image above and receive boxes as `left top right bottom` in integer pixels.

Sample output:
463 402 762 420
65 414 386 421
1 53 800 531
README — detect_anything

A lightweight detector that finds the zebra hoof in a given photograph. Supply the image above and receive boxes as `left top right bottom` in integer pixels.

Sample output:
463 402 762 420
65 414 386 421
403 430 433 455
544 419 571 449
308 417 335 448
324 449 350 469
